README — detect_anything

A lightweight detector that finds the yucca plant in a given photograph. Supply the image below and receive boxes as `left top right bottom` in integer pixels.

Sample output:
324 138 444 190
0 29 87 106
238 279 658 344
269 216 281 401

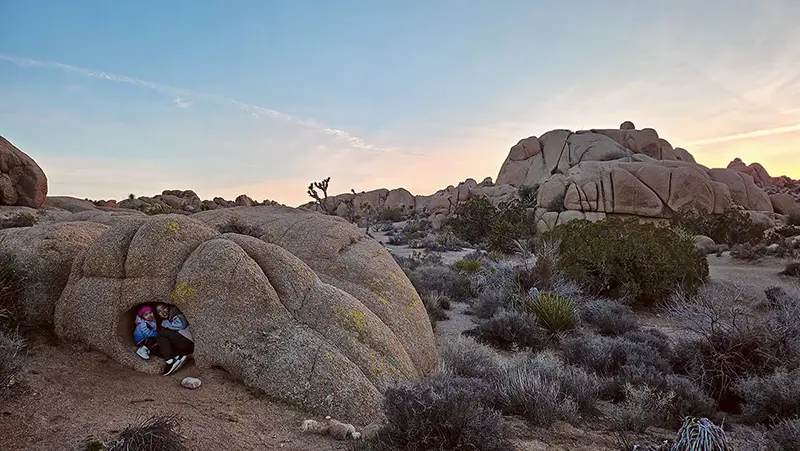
670 417 731 451
525 291 576 333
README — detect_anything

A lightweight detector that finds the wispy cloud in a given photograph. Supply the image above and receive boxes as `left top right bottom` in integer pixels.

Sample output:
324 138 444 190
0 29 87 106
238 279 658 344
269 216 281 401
0 53 407 155
173 96 192 109
687 123 800 146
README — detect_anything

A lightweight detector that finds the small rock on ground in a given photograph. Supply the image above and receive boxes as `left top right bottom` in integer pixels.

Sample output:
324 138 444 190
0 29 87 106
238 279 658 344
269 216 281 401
181 377 202 389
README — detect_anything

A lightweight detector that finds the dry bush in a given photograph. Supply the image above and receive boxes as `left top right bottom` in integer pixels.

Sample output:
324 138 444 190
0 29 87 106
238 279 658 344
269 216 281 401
105 415 184 451
669 285 793 411
0 329 24 401
735 368 800 424
610 383 674 432
465 309 550 351
373 374 513 451
490 351 599 426
766 417 800 451
440 336 504 380
578 298 639 336
405 265 473 301
780 262 800 277
422 291 450 330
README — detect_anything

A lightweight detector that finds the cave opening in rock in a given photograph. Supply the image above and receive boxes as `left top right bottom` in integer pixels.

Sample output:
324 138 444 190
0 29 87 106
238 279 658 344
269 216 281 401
116 302 195 362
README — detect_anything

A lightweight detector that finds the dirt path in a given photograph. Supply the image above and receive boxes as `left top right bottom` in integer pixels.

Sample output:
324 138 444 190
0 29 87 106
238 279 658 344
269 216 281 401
1 340 351 451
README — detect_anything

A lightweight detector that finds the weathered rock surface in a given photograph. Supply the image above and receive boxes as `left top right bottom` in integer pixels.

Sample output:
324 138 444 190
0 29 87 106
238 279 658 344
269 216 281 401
0 221 109 328
0 135 48 208
55 208 436 423
770 193 800 217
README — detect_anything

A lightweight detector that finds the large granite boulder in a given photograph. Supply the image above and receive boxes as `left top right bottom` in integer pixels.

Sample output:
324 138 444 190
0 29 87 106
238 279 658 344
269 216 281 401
0 221 110 328
0 135 48 208
55 208 437 423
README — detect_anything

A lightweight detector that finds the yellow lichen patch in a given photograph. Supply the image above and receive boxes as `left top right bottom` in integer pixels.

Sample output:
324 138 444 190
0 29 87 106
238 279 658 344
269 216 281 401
324 352 334 361
329 264 338 271
336 307 368 340
168 221 180 233
171 280 197 301
369 353 381 376
377 296 389 306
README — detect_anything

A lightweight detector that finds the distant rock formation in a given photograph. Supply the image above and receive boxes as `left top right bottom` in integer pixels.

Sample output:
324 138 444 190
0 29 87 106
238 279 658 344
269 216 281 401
494 123 780 232
727 158 800 206
0 135 48 208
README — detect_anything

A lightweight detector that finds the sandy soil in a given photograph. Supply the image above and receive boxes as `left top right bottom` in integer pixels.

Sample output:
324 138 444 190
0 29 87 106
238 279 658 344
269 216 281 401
1 340 350 451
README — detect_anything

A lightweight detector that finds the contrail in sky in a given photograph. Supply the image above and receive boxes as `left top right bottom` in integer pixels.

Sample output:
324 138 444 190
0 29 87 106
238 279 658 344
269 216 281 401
0 53 415 155
688 123 800 146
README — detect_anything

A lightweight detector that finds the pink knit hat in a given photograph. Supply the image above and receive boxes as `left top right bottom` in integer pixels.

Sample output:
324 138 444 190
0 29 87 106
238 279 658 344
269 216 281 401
138 305 153 316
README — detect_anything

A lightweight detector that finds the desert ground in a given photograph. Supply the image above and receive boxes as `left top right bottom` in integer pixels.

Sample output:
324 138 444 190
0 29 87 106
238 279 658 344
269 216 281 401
2 244 795 451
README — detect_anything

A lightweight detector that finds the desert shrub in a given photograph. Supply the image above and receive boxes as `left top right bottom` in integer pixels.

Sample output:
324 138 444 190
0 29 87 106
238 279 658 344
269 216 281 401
405 265 474 301
735 368 800 424
373 374 513 451
394 250 442 270
730 242 767 261
562 330 671 379
440 336 504 380
610 383 674 432
780 262 800 277
788 213 800 226
465 309 550 351
766 417 800 451
669 286 791 411
0 253 23 330
216 216 263 238
105 414 184 451
544 218 708 306
490 352 598 426
663 375 718 426
471 291 517 320
764 285 796 308
422 292 450 330
670 417 732 451
672 208 767 246
443 197 535 253
578 298 639 336
0 329 24 401
622 328 675 363
454 258 481 272
524 291 576 333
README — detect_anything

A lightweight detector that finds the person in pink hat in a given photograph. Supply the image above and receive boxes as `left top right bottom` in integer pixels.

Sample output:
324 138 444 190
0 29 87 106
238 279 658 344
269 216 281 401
133 305 160 360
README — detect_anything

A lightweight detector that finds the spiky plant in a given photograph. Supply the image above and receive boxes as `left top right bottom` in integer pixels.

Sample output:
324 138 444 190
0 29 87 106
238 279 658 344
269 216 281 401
525 291 576 333
105 415 184 451
670 417 731 451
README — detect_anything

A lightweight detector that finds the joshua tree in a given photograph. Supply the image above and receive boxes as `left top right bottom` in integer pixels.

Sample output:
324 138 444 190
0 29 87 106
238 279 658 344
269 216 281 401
307 177 333 214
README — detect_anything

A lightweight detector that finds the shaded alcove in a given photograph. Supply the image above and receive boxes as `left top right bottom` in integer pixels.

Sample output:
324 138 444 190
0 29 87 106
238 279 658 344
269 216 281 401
115 302 195 373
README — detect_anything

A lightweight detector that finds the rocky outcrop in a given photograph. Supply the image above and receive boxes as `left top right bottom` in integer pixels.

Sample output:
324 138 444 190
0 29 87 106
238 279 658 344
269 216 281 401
54 208 437 423
492 124 777 232
0 221 110 328
113 190 283 215
0 135 48 208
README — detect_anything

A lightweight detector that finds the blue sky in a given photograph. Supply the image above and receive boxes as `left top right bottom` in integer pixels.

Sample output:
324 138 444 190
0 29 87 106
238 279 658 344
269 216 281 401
2 1 799 205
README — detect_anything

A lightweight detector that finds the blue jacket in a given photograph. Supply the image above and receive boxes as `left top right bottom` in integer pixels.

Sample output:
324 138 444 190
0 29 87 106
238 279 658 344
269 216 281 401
134 315 158 344
161 313 194 342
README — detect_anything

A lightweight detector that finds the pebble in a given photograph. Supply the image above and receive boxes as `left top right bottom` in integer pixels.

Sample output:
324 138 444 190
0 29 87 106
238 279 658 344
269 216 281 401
181 377 201 389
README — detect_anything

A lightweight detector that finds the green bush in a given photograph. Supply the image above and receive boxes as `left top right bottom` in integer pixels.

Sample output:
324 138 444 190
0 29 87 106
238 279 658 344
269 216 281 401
544 217 709 306
525 292 576 333
440 336 504 380
405 265 474 301
442 197 535 254
672 208 768 246
454 258 482 272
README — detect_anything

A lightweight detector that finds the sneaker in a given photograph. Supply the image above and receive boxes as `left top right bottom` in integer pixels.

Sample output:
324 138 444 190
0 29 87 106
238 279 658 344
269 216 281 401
136 346 150 360
162 358 176 376
170 355 188 374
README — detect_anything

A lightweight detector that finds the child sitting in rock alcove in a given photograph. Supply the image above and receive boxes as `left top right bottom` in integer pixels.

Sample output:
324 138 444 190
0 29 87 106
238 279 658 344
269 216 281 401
132 303 195 376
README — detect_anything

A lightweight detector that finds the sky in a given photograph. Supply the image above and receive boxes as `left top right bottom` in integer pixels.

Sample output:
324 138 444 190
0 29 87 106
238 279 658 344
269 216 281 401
1 0 799 206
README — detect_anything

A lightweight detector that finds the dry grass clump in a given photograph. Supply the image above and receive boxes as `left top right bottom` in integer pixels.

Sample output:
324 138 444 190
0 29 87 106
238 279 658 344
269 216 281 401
105 415 184 451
